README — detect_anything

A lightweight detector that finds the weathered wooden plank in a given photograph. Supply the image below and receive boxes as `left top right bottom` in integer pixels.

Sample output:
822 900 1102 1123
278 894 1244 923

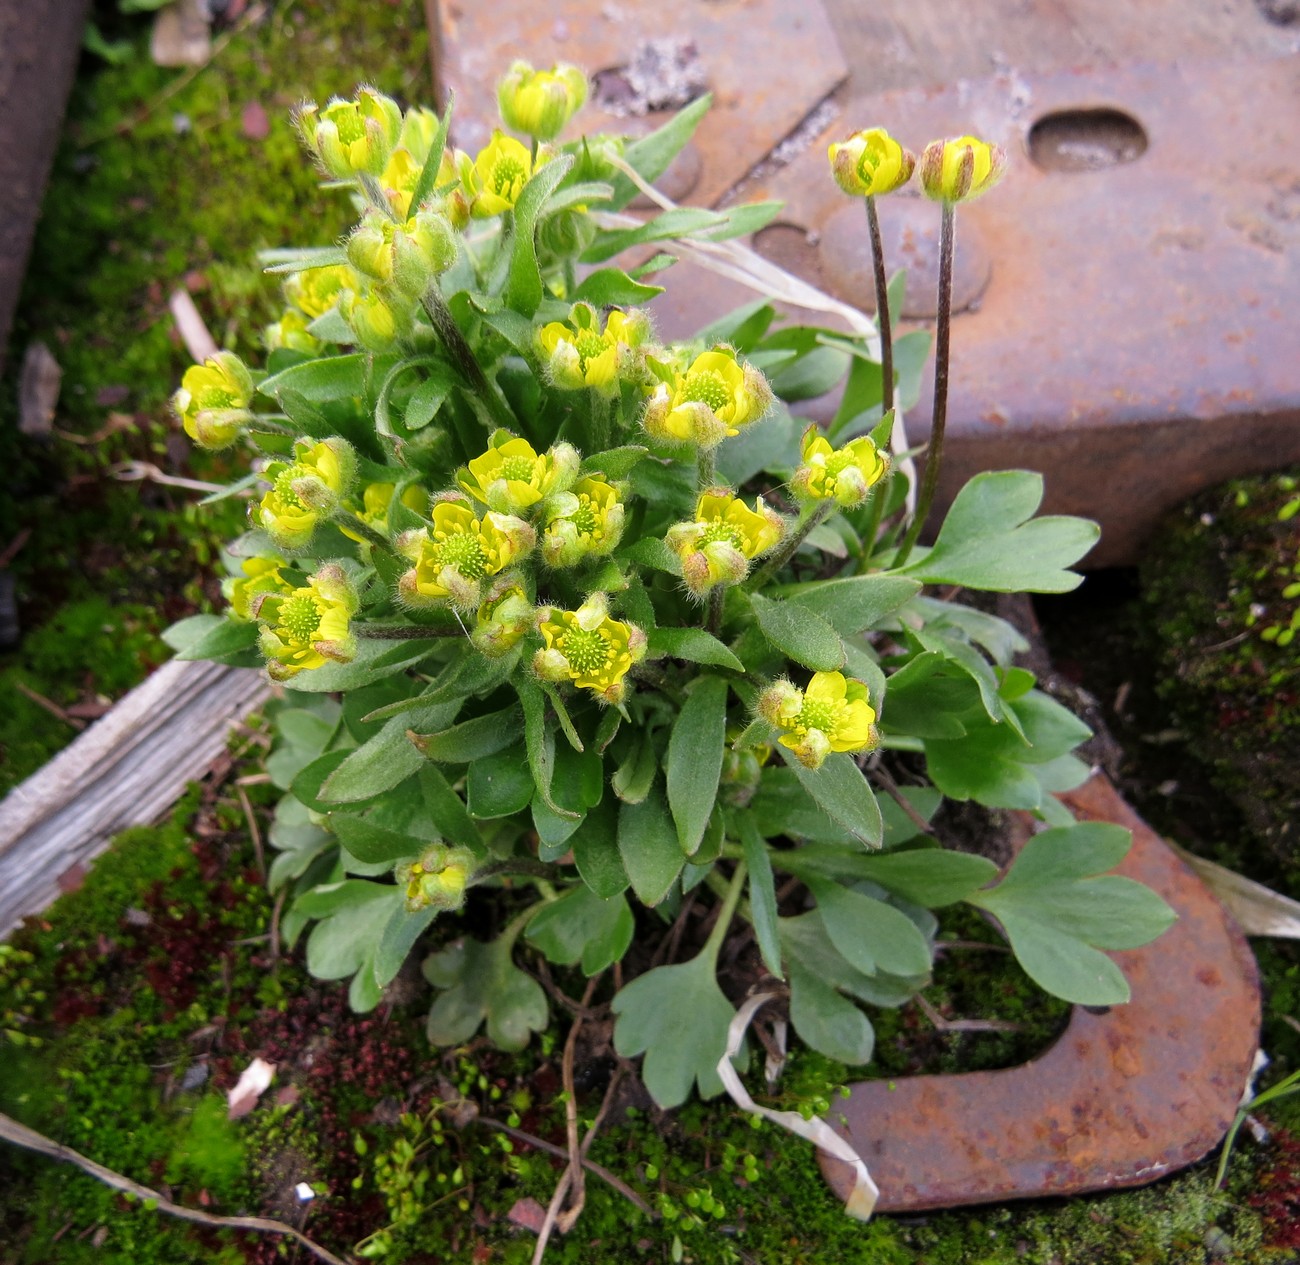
0 660 270 937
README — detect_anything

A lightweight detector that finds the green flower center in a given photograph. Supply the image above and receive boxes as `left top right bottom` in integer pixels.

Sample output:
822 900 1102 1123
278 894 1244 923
491 156 525 195
824 450 857 479
559 625 610 674
501 455 537 482
571 496 600 538
199 387 239 410
279 594 323 642
796 698 838 734
698 521 745 551
274 467 308 509
680 370 730 414
576 333 608 366
435 529 488 579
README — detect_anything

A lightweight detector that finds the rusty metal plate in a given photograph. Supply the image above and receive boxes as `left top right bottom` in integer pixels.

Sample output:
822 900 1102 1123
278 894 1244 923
427 0 847 210
663 56 1300 565
819 775 1261 1212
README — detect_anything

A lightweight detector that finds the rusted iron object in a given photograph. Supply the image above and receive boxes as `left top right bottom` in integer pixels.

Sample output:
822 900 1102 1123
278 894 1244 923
735 55 1300 566
819 775 1261 1212
426 0 847 210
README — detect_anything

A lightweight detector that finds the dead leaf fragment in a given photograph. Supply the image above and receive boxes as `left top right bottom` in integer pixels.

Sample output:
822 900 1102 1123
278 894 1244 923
227 1056 276 1119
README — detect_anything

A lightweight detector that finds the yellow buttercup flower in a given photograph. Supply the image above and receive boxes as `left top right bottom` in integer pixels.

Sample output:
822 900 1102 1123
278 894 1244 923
497 60 588 141
792 426 890 508
541 475 626 568
472 575 534 657
283 264 357 320
397 500 535 611
264 308 321 356
457 433 578 514
255 438 356 552
919 135 1007 204
340 482 428 544
828 128 916 198
538 304 649 395
464 131 534 218
533 593 646 706
254 564 358 682
172 352 254 450
642 347 772 449
296 87 403 179
758 671 879 769
666 489 784 595
224 555 294 621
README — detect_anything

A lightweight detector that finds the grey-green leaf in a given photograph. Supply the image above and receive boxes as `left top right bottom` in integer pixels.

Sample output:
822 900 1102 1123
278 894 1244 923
618 788 685 905
777 748 883 849
751 594 845 672
667 677 728 856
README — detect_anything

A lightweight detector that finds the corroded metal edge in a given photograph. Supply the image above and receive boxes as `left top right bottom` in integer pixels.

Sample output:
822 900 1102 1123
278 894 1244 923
819 774 1261 1212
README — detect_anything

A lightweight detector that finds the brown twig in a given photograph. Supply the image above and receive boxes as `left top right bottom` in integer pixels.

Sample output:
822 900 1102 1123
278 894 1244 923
476 1118 655 1219
532 977 601 1263
868 761 933 836
913 992 1025 1034
13 681 85 731
235 783 266 881
0 1111 349 1265
651 892 700 969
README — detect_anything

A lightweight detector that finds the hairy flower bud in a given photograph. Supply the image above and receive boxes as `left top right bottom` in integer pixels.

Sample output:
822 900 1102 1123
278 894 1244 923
457 433 579 514
296 87 403 179
396 844 477 913
172 351 255 450
464 131 534 218
760 671 880 770
338 286 413 352
497 60 588 141
397 501 534 612
919 134 1007 204
472 575 534 657
641 347 772 449
541 476 626 568
255 438 356 552
827 128 916 198
791 426 891 509
534 593 644 705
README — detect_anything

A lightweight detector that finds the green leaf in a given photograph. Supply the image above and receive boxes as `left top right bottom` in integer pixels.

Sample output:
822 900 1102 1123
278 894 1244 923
572 798 630 899
570 268 664 306
790 844 997 907
282 636 442 693
750 594 845 672
777 749 883 848
258 353 369 406
611 952 743 1107
410 704 522 763
893 471 1099 593
620 536 683 577
420 765 485 853
780 911 924 1009
828 349 883 440
305 883 404 1011
518 676 578 819
807 877 933 977
606 94 712 209
667 677 728 856
646 627 743 672
699 201 783 241
748 766 854 846
969 822 1177 1005
582 444 650 480
582 207 728 264
611 731 659 805
467 745 535 819
406 91 454 216
526 886 635 976
506 154 577 316
166 615 260 664
374 904 436 989
788 962 874 1065
290 750 356 813
783 576 922 637
737 815 782 979
424 935 549 1051
618 787 685 905
715 410 800 486
260 245 350 274
328 816 423 865
322 704 459 803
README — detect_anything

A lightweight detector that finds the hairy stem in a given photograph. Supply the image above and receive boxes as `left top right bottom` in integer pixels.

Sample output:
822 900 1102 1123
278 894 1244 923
894 201 955 567
865 195 894 418
705 586 725 637
353 623 462 639
696 446 717 491
420 283 515 431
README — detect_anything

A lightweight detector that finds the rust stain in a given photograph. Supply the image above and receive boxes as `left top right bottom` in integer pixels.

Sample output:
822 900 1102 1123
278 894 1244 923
820 775 1261 1212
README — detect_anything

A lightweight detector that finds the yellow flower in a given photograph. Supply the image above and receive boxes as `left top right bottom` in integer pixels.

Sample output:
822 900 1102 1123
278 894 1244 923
255 438 356 552
340 482 428 544
759 671 879 769
666 489 784 595
396 844 477 913
283 264 357 320
497 60 588 141
538 304 649 394
464 131 534 218
296 87 403 179
347 208 457 297
264 308 321 356
472 575 534 657
919 135 1007 204
172 352 254 450
828 128 916 198
338 285 414 352
792 426 891 508
397 106 442 165
541 475 625 568
254 564 358 682
224 555 294 621
398 500 535 611
457 433 578 514
533 593 646 705
642 347 772 448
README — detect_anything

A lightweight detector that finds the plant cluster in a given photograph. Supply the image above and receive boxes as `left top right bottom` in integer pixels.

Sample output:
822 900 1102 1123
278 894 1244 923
166 65 1175 1143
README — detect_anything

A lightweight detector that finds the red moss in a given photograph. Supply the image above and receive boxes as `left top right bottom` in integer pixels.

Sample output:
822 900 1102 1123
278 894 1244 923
1249 1127 1300 1249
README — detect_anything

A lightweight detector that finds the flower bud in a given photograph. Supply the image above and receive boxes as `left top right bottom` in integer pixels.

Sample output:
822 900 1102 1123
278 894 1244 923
757 679 803 727
297 88 403 179
641 347 771 449
539 304 650 396
256 438 356 552
497 60 588 141
828 128 916 197
396 845 477 913
919 134 1007 204
535 593 642 705
339 286 411 352
457 434 579 514
541 476 626 568
763 670 879 769
264 308 321 356
472 576 534 657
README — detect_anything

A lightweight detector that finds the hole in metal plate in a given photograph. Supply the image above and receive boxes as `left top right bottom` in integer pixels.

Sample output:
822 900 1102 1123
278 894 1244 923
1028 108 1148 173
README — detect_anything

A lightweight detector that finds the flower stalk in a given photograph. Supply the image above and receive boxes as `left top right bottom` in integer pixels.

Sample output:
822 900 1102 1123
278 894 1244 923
865 195 894 418
746 499 833 589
